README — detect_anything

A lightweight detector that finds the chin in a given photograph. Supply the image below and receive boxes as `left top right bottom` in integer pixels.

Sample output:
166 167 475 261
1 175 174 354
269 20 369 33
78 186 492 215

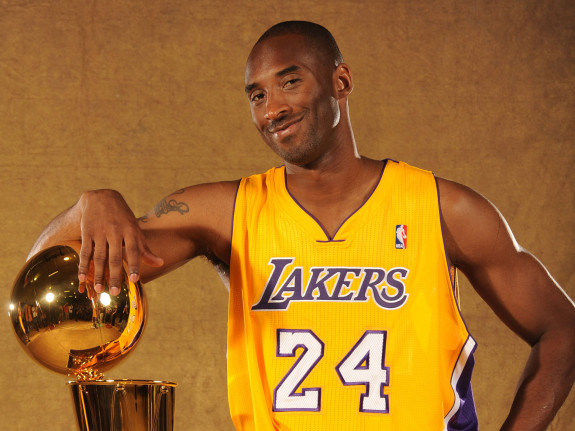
282 150 321 167
264 133 322 166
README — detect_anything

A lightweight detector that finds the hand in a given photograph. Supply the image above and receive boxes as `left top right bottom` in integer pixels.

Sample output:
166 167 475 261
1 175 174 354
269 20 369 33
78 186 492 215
76 190 163 295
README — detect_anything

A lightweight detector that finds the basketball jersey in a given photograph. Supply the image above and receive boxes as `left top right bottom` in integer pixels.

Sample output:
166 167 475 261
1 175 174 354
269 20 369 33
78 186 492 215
228 160 478 431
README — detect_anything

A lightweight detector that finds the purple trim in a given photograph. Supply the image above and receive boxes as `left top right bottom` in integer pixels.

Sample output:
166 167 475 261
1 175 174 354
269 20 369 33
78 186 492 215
283 171 331 241
435 176 477 428
273 329 324 412
283 161 387 242
447 338 478 430
434 175 456 292
355 351 370 370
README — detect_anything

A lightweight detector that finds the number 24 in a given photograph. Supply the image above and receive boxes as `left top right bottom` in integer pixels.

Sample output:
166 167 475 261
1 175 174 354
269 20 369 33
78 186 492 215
273 329 390 413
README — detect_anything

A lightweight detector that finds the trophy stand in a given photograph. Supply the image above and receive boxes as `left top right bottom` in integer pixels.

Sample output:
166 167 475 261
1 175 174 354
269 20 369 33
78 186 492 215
69 380 176 431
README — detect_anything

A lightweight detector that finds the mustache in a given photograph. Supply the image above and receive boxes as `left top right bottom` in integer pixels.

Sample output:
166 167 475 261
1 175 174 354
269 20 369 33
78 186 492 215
266 115 301 134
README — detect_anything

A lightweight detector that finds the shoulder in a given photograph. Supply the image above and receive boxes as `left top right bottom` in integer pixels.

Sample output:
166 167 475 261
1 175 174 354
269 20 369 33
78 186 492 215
184 179 240 209
238 166 282 187
384 160 437 191
149 180 240 227
181 179 240 199
435 179 575 349
174 178 240 238
436 177 517 269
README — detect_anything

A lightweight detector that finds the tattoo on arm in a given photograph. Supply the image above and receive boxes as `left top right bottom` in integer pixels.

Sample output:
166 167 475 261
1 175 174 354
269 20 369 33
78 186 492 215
153 190 189 218
138 215 149 223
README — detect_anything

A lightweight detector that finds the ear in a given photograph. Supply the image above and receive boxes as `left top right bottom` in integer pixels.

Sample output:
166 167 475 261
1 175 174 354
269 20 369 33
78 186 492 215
334 63 353 99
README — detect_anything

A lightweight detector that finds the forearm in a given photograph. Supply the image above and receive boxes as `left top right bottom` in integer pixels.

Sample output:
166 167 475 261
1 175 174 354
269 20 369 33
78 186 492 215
28 198 83 260
501 329 575 430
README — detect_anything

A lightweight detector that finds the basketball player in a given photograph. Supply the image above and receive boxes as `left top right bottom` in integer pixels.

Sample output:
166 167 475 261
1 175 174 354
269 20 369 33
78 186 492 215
29 22 575 430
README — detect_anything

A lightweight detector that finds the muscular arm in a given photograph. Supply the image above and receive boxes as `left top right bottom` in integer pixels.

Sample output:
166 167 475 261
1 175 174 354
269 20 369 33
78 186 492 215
136 181 238 282
438 178 575 430
29 180 238 292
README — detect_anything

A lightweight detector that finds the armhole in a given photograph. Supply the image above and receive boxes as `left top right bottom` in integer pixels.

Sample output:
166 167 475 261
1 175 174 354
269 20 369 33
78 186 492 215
435 174 475 340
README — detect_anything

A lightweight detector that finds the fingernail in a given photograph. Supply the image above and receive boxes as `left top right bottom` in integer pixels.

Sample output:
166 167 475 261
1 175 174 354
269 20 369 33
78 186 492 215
129 273 139 283
110 286 120 296
78 273 86 283
95 283 104 293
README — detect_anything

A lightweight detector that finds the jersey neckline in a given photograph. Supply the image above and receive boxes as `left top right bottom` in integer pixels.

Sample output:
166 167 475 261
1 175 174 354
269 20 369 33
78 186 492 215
279 159 391 242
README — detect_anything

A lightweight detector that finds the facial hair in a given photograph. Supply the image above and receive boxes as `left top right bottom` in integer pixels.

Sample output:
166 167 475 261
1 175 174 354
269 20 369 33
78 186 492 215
263 97 341 167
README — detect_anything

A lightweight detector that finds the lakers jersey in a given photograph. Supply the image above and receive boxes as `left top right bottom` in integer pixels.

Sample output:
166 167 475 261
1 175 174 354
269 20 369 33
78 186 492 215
228 160 477 430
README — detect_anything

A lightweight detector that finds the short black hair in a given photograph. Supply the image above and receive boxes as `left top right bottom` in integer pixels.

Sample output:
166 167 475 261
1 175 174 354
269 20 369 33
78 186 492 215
255 21 344 67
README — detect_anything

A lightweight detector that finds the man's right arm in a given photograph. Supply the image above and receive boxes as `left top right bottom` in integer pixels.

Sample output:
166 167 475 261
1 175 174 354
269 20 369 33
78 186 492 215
29 181 239 294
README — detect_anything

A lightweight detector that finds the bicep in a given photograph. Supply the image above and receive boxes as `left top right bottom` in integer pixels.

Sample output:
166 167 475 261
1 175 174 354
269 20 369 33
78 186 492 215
439 178 575 345
462 246 570 345
138 180 238 283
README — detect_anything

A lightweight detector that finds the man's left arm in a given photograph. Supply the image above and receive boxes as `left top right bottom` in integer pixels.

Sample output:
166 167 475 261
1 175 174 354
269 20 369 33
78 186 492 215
438 177 575 431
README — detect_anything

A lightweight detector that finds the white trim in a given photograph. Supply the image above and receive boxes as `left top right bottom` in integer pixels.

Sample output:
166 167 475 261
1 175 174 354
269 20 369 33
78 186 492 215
443 336 477 430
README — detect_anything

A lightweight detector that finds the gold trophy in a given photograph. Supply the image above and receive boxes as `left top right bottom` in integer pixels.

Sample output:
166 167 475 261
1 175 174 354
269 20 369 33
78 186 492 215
8 244 176 430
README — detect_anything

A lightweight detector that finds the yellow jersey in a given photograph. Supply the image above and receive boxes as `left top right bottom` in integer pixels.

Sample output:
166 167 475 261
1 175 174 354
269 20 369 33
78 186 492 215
228 160 477 430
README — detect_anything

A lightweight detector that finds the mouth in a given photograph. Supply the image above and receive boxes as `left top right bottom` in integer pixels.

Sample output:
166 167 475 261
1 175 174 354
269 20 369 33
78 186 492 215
267 115 303 140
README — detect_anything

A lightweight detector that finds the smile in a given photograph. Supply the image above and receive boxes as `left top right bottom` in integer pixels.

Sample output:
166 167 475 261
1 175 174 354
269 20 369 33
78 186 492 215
267 116 303 140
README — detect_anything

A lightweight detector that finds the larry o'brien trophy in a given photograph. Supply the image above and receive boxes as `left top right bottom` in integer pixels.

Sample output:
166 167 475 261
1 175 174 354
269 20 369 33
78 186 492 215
8 244 177 430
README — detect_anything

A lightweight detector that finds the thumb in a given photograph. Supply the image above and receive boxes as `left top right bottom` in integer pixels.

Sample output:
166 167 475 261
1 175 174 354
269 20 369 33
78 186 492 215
128 246 164 284
141 244 164 268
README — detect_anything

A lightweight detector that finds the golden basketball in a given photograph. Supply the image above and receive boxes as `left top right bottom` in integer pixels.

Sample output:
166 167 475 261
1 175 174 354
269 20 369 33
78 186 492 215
8 245 147 380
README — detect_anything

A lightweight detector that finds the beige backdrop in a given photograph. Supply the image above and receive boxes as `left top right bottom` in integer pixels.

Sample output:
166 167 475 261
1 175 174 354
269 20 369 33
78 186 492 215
1 1 573 430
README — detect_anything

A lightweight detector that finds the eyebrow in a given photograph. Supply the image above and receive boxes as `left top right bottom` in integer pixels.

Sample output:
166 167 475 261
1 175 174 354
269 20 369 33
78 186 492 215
245 65 302 94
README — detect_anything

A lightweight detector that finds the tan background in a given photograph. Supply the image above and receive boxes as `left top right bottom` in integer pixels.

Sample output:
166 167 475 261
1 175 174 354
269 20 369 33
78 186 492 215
1 0 573 429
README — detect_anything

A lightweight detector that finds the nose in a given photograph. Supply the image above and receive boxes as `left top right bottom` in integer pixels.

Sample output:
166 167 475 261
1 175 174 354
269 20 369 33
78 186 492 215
264 90 291 121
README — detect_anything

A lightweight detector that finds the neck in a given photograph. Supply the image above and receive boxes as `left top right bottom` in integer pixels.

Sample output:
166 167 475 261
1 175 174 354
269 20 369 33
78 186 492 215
286 155 382 200
277 103 384 238
283 139 384 239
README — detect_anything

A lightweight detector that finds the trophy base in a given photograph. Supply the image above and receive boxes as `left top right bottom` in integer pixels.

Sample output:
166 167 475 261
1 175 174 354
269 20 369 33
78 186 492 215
68 379 177 431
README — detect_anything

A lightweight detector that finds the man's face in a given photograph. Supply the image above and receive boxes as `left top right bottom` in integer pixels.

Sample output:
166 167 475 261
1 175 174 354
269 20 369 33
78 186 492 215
245 34 341 166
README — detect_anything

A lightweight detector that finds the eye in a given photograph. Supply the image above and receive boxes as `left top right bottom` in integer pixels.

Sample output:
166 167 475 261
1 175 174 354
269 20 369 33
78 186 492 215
283 78 301 88
250 91 265 104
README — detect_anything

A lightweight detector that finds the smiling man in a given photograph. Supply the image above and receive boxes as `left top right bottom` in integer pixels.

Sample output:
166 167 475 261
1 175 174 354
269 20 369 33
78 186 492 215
29 21 575 430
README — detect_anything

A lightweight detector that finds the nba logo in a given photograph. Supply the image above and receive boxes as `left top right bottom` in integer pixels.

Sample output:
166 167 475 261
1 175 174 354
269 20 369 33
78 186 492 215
395 225 407 249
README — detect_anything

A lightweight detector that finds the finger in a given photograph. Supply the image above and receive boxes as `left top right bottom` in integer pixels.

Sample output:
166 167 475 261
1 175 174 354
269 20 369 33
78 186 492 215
129 243 164 283
78 236 93 284
123 231 142 283
106 263 120 296
92 239 108 293
107 234 124 296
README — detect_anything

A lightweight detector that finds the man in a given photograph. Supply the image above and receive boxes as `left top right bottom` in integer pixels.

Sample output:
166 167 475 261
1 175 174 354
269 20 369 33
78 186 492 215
29 21 575 430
